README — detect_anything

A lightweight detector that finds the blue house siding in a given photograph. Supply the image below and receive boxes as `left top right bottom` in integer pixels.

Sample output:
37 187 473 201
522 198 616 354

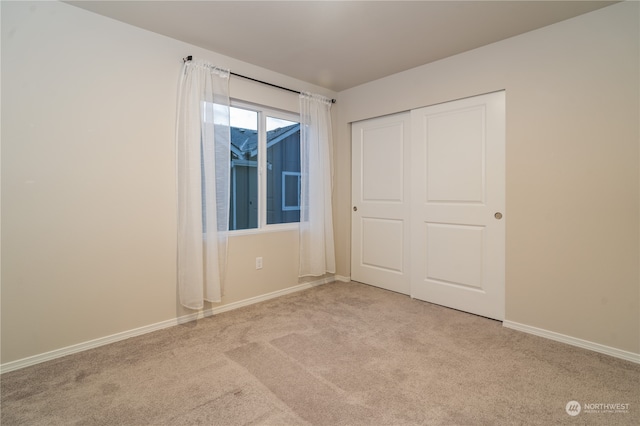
267 129 301 224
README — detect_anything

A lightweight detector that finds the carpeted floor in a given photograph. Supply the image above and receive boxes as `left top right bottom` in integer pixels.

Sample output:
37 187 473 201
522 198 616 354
1 281 638 425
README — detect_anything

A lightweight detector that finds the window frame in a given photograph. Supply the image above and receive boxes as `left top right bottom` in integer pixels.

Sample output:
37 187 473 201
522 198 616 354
228 100 301 236
281 171 301 211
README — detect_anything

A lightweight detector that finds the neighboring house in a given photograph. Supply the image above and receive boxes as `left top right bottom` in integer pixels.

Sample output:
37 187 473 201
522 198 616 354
230 124 301 230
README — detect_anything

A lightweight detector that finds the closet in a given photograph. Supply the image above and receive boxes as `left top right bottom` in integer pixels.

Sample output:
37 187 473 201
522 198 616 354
351 91 505 320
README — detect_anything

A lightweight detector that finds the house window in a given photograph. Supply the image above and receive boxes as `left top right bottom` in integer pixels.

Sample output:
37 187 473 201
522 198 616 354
228 103 300 231
282 172 301 211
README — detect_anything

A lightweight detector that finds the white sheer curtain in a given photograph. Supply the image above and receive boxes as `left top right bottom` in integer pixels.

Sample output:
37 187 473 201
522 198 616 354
299 92 336 277
176 59 230 309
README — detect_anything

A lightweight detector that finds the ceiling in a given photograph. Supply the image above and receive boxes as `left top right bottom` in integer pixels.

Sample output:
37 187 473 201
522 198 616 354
67 1 618 92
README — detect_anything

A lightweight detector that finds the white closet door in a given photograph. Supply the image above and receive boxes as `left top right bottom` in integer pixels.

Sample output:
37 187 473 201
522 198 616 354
351 112 411 295
411 91 505 320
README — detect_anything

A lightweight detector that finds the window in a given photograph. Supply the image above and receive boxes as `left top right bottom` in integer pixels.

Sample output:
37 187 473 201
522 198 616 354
228 103 301 231
282 172 301 211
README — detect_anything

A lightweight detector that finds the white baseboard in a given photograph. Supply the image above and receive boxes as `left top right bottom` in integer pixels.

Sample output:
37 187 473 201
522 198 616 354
0 279 329 374
12 281 634 374
503 320 640 364
201 277 331 317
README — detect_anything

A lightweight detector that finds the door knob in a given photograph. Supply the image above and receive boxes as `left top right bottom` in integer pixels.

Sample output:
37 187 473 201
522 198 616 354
494 212 503 220
353 206 358 212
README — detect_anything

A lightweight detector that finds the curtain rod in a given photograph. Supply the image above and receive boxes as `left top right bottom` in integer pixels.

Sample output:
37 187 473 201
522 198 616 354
183 56 336 104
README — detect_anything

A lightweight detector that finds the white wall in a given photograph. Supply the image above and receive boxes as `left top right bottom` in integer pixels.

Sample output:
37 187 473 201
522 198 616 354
335 1 639 354
1 1 336 364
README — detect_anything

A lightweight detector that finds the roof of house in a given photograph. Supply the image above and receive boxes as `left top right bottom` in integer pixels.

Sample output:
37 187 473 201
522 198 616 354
230 123 299 160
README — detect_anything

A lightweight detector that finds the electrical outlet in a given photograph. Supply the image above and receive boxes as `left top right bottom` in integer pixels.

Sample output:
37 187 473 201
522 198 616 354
255 257 263 270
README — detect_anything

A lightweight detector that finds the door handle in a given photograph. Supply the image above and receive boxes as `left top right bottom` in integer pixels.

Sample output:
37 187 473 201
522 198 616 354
494 212 503 220
353 206 358 212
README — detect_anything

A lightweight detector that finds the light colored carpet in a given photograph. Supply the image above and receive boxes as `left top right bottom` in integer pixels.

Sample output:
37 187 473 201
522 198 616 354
1 281 638 425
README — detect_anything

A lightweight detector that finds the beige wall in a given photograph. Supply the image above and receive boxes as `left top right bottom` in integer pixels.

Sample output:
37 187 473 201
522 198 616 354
1 1 336 363
335 1 639 353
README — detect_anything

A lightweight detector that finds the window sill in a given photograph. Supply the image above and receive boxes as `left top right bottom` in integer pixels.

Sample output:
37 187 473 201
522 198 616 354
228 222 299 237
